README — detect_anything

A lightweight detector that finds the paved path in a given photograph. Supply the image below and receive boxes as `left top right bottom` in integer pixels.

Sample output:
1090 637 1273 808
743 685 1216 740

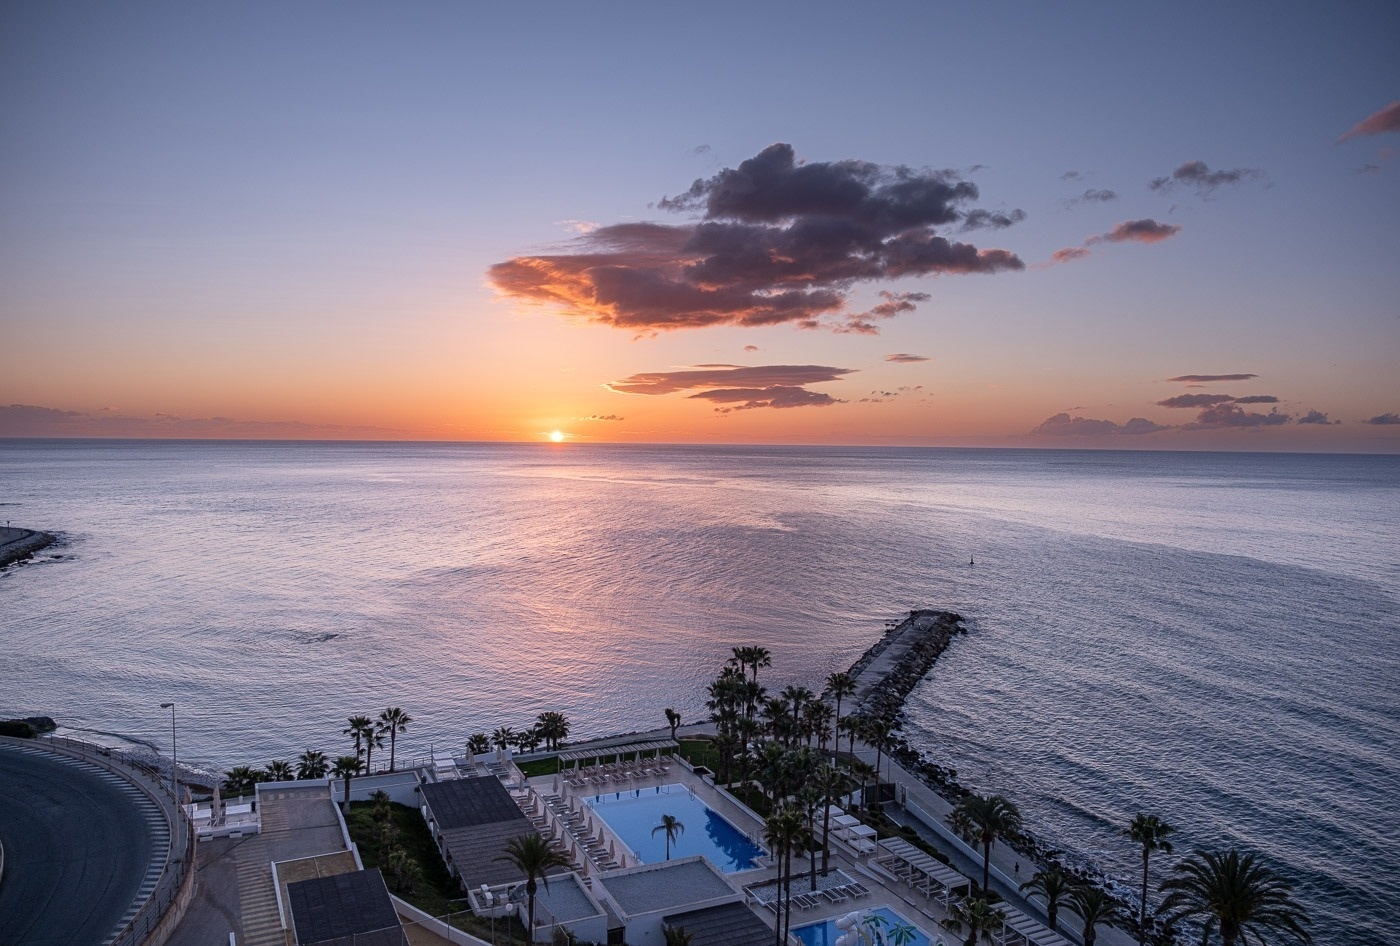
166 783 347 946
0 742 166 946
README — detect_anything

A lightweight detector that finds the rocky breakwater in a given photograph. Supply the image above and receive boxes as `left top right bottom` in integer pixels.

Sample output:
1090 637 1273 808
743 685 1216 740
0 527 55 569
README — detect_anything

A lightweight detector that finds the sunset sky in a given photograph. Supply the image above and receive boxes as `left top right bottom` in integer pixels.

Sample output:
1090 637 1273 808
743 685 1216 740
3 1 1398 450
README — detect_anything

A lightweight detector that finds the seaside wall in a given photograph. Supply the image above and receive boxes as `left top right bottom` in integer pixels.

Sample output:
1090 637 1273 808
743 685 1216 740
0 527 54 568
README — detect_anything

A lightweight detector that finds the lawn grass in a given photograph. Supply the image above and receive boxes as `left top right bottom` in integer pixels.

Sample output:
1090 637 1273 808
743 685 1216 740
344 801 532 944
516 757 560 777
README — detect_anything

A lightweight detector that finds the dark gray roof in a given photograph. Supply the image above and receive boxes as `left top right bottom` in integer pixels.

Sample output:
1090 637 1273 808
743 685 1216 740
440 819 541 890
287 869 408 946
421 777 521 829
665 902 772 946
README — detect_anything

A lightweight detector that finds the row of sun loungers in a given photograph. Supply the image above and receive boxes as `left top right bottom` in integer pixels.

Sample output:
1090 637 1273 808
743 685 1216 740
539 793 622 871
565 758 671 788
749 880 871 914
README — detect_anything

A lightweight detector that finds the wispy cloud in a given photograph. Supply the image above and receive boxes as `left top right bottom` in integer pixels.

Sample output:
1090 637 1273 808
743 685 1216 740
1338 102 1400 143
579 414 625 422
489 143 1023 335
1030 412 1170 436
1157 393 1237 408
885 353 930 363
1065 188 1118 207
0 404 399 440
1167 373 1258 383
1149 160 1266 197
605 364 853 412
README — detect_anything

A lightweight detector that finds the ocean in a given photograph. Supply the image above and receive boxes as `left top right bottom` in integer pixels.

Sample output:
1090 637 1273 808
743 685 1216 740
1 440 1396 943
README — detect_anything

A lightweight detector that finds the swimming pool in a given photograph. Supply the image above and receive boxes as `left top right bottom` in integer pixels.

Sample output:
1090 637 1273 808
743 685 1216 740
582 783 765 873
792 906 937 946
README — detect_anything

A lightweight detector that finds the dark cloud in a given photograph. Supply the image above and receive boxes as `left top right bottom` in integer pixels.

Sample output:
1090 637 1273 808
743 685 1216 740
1168 373 1258 382
1060 171 1083 181
1048 246 1092 265
605 364 852 412
1149 160 1265 197
1157 393 1237 408
960 208 1027 231
743 344 759 352
1094 218 1182 244
885 353 930 363
1233 395 1279 404
1066 188 1118 206
692 386 840 412
1297 410 1338 425
1338 102 1400 143
1356 164 1383 175
690 143 712 155
1186 404 1290 428
832 290 931 335
490 143 1024 334
1030 412 1170 436
1364 412 1400 425
580 414 625 422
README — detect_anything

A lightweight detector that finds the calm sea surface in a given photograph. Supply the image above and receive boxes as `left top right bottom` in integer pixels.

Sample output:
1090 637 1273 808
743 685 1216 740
1 441 1396 943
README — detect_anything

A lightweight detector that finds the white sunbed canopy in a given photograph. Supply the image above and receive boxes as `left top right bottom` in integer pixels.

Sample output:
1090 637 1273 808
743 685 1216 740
557 739 678 764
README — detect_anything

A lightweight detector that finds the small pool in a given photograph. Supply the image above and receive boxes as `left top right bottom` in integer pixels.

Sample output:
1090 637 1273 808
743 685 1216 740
583 783 765 873
793 906 938 946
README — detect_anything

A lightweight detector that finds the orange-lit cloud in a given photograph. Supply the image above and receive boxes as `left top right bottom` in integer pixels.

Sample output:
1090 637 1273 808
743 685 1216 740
1338 101 1400 143
1031 412 1169 436
489 143 1023 335
1092 218 1182 244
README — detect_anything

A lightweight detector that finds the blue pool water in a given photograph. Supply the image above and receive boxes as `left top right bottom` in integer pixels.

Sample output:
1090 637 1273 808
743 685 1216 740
793 907 935 946
583 783 765 873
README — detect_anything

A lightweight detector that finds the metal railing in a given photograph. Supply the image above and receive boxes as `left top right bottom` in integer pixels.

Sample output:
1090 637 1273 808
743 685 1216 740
16 735 197 946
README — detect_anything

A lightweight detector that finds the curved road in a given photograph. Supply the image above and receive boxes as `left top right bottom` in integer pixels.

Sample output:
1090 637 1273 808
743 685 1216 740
0 742 164 946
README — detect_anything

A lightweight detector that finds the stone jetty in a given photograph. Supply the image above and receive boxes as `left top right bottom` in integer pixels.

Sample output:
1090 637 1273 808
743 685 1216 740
0 527 54 569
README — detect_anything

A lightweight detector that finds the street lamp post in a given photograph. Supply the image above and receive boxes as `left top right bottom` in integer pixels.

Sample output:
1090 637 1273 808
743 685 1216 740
160 702 177 802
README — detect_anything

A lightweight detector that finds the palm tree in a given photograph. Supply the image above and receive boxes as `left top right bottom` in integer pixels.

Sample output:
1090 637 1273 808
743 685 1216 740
825 671 857 750
652 814 685 859
466 732 490 756
1160 849 1311 946
496 833 571 937
377 707 412 771
665 707 681 741
331 755 360 812
491 725 516 753
662 925 694 946
296 750 328 779
942 898 1005 946
764 804 807 946
264 759 294 781
535 711 569 750
864 717 893 804
344 715 374 770
816 764 846 875
1069 885 1119 946
1020 867 1072 932
839 713 862 759
949 793 1023 896
1124 812 1176 944
221 765 262 797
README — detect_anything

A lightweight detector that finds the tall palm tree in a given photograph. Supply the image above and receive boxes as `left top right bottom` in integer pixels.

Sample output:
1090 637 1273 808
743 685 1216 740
496 833 571 937
942 898 1005 946
466 732 490 755
816 764 846 875
264 760 294 781
344 715 374 770
1124 812 1176 944
652 814 685 859
535 711 569 750
331 755 360 812
1160 849 1311 946
377 707 412 771
949 792 1023 896
825 671 857 752
491 725 516 752
296 749 329 779
764 804 807 946
839 713 862 759
362 726 385 774
1068 885 1119 946
1020 867 1072 932
665 707 681 741
864 717 893 804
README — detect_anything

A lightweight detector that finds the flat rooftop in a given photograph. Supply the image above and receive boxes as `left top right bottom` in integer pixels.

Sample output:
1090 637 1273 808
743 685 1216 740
599 858 737 918
287 868 407 946
665 902 773 946
533 872 605 923
421 777 520 829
